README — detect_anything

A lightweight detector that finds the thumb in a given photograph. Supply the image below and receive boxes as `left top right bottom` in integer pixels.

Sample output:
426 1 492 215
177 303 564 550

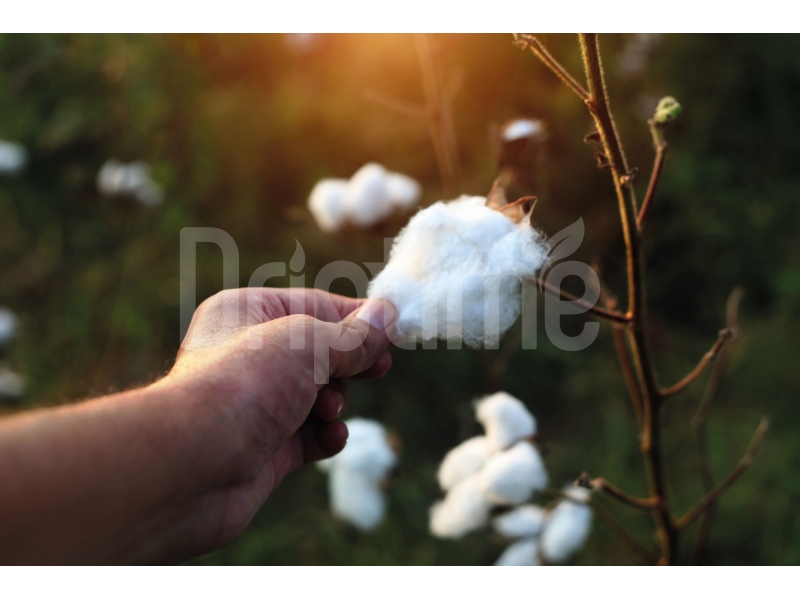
321 298 398 380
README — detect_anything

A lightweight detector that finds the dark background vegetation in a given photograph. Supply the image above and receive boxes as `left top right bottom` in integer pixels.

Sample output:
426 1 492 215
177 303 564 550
1 33 798 565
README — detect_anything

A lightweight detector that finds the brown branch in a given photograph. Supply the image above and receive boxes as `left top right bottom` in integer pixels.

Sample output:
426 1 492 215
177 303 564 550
363 89 427 119
676 417 769 530
690 287 744 563
579 33 675 564
514 34 590 102
529 276 631 324
660 328 735 398
576 472 659 511
637 120 668 229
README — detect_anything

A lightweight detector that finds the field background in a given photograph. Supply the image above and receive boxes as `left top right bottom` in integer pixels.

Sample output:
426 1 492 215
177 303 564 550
1 33 799 565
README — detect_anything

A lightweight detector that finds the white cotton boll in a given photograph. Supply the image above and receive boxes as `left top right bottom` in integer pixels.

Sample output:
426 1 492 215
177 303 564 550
308 179 348 232
478 441 548 505
540 487 593 564
97 159 125 195
0 367 25 398
476 391 537 452
0 141 27 175
437 436 491 491
501 119 544 143
97 159 163 206
493 504 547 539
430 474 492 539
367 195 548 348
386 172 421 210
494 538 541 566
0 308 19 347
329 467 386 531
344 163 393 227
326 418 397 481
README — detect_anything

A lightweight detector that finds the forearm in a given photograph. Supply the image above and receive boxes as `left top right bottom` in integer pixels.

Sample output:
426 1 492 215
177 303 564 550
0 376 235 564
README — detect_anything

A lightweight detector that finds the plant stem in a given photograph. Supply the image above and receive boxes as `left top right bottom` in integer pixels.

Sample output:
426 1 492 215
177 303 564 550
660 328 734 397
530 276 631 324
637 120 667 229
576 472 659 511
578 33 676 564
514 34 590 102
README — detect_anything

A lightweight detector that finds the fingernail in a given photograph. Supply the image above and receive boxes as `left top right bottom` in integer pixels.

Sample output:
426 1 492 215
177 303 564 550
355 298 397 330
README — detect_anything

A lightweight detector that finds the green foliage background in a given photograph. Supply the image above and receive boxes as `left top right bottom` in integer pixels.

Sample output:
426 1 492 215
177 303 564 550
1 33 798 565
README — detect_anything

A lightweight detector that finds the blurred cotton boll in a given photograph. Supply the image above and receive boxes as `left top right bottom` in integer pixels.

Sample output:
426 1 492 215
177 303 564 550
540 486 593 564
494 538 541 566
500 118 545 143
307 163 421 232
478 441 548 505
96 159 164 207
0 366 25 398
476 391 537 452
0 140 27 175
0 308 19 347
308 179 348 232
317 418 397 531
493 504 546 538
429 473 492 538
367 196 548 348
437 435 491 491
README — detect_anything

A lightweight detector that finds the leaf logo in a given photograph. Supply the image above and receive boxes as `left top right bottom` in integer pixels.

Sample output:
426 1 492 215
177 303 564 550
538 218 585 291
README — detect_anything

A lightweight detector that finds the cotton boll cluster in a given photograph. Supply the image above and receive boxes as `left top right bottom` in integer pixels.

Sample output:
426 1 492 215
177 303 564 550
307 163 421 232
0 140 27 175
430 392 547 539
367 196 548 348
317 418 397 531
96 159 164 207
493 487 593 566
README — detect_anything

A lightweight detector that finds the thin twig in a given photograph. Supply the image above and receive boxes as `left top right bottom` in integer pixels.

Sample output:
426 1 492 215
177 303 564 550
514 34 590 102
690 287 744 563
676 417 769 530
637 120 667 229
576 472 659 511
362 89 427 119
529 276 631 324
660 328 735 398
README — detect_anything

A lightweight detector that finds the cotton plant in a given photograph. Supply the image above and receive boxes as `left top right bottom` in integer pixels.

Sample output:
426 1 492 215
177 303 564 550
367 195 548 348
0 140 27 176
307 163 421 232
317 418 398 531
96 159 164 207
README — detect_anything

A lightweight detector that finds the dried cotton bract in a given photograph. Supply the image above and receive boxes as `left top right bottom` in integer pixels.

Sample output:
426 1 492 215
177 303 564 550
97 159 164 207
368 196 548 348
317 418 397 531
308 163 421 232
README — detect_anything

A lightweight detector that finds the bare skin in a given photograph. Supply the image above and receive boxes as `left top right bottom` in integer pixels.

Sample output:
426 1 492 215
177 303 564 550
0 288 397 564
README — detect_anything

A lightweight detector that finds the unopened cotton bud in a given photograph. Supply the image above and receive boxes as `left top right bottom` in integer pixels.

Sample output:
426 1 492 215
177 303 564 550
0 140 27 175
654 96 682 124
308 179 348 232
329 467 386 531
0 367 25 398
386 172 421 210
0 308 19 347
437 436 491 491
368 196 548 348
540 486 593 564
430 474 492 539
478 441 548 505
493 504 547 538
494 538 541 566
476 391 537 452
344 163 393 227
501 118 545 143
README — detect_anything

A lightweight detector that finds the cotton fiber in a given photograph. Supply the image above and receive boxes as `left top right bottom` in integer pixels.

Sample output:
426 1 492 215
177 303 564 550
0 308 18 347
0 140 27 175
97 159 163 207
493 504 546 538
478 441 549 505
476 391 537 452
429 474 492 538
494 538 542 566
367 195 548 348
501 119 545 143
437 435 491 491
307 163 421 232
317 418 397 531
540 486 593 564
